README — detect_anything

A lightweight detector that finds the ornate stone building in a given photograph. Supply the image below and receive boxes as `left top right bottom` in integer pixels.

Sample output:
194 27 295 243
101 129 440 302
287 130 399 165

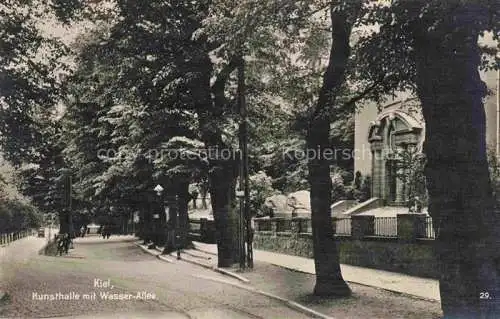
354 67 499 214
367 98 424 205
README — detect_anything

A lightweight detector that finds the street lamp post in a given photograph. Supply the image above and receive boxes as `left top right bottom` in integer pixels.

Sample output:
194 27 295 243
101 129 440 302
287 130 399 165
175 195 180 260
47 213 54 243
163 193 180 259
150 184 164 249
237 48 253 269
149 214 160 249
236 190 245 270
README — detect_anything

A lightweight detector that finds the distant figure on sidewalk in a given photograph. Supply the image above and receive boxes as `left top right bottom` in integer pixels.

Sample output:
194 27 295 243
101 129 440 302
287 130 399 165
101 225 111 239
80 226 86 238
56 233 71 255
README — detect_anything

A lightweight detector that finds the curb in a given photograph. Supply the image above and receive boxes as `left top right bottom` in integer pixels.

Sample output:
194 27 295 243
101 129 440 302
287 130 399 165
191 243 217 256
157 255 174 263
134 242 250 284
190 244 439 302
134 242 160 257
168 253 250 284
193 274 334 319
133 243 180 263
181 250 213 260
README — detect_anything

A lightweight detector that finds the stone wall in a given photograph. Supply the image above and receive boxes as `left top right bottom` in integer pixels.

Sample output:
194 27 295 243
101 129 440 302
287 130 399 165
253 216 438 279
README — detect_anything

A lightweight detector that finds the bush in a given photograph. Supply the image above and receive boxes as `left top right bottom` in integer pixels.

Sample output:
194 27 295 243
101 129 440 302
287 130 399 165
0 209 12 233
358 175 372 202
331 169 372 203
0 199 41 233
247 171 280 216
331 172 346 202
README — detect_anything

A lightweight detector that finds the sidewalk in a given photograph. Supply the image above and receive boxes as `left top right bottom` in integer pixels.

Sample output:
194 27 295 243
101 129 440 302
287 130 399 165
138 240 442 318
170 242 442 318
1 229 55 300
1 229 57 286
191 242 440 302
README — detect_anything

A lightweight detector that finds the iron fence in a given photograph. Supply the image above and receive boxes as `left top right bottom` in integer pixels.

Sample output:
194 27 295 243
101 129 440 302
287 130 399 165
257 218 272 231
333 218 351 235
252 215 437 240
188 219 216 243
0 229 34 245
276 219 291 232
374 217 398 237
417 216 436 239
298 218 312 233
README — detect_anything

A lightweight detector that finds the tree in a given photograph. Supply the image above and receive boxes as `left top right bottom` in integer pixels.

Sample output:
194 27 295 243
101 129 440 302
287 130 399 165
393 146 427 208
0 1 75 233
0 1 68 167
363 0 500 316
153 136 207 251
51 0 245 266
410 3 500 317
201 0 398 290
305 1 364 297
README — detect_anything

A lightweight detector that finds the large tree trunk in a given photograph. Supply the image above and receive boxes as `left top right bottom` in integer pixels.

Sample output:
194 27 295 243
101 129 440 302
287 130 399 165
307 3 356 297
193 50 240 267
142 205 153 244
58 209 70 234
209 165 239 267
412 5 500 317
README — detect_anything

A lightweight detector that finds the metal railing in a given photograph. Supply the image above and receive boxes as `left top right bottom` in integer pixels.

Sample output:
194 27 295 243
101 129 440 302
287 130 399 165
0 229 35 246
276 219 291 232
298 218 312 233
417 216 436 239
257 218 272 231
333 218 351 235
188 218 216 243
374 217 398 237
251 215 438 240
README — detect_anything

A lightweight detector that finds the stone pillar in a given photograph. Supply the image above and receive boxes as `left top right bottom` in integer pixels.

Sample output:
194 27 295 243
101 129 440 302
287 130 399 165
291 218 300 237
397 214 426 242
253 218 260 232
377 150 383 198
271 218 279 236
395 174 405 204
370 138 384 200
371 151 377 197
351 215 374 239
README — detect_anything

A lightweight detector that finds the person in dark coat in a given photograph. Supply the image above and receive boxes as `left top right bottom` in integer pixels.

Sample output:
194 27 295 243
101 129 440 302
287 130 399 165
105 225 111 239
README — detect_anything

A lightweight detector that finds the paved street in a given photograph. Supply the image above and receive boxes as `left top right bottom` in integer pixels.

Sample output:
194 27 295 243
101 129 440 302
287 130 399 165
0 235 312 319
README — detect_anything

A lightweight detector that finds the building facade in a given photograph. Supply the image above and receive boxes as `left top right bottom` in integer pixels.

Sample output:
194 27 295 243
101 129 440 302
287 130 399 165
354 69 499 207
